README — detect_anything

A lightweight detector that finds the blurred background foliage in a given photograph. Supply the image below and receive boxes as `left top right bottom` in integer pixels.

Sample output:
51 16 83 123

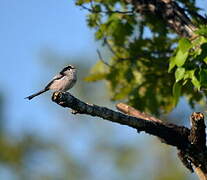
0 0 206 179
77 0 207 115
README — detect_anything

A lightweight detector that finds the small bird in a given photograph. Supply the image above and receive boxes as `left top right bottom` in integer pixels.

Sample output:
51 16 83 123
25 65 77 100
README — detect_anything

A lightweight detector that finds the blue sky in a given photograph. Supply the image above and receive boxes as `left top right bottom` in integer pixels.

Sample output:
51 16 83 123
0 1 101 178
0 0 98 136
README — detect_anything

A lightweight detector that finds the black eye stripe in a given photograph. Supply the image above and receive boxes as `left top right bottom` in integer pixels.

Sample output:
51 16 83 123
60 67 68 75
59 65 75 75
68 65 74 69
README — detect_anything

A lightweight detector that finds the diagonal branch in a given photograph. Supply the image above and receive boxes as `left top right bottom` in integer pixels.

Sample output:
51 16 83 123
51 92 207 179
52 91 189 149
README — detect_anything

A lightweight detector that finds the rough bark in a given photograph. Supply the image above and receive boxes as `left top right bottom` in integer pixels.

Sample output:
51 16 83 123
52 91 207 180
124 0 197 38
189 112 206 151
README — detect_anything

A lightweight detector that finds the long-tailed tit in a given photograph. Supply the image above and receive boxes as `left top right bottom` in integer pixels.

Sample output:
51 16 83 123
25 65 77 100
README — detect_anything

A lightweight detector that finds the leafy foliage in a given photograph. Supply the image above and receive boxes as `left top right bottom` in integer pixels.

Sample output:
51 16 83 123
169 27 207 104
76 0 207 115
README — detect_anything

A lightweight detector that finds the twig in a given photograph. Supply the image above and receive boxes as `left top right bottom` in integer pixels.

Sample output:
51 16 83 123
96 49 111 67
103 37 130 62
80 4 134 14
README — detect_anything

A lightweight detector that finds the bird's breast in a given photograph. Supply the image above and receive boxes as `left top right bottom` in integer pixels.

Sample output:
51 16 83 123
49 76 76 91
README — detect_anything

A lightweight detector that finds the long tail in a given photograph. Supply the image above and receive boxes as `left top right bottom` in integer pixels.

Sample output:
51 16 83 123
25 89 48 100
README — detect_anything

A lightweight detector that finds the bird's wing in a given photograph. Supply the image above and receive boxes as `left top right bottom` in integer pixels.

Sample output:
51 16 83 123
52 74 63 80
45 73 64 90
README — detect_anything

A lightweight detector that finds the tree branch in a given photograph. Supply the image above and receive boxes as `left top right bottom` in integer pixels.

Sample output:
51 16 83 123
124 0 197 38
52 92 189 148
116 103 162 123
96 49 111 67
80 4 134 14
52 92 207 179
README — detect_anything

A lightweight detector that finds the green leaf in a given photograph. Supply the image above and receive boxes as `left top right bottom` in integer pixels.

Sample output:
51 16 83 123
179 38 191 52
199 69 207 87
174 38 191 67
184 70 195 79
168 56 176 72
183 69 200 89
175 67 185 82
195 26 207 37
191 76 200 90
87 13 101 28
204 56 207 64
174 49 188 67
172 82 181 106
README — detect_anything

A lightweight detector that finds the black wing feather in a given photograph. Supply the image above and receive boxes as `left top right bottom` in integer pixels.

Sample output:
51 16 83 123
45 74 64 90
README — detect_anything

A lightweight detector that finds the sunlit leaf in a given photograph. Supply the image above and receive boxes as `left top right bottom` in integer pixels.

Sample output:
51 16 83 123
168 56 176 72
191 76 200 90
172 82 181 106
174 38 191 67
174 49 188 67
175 67 185 82
179 38 191 52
